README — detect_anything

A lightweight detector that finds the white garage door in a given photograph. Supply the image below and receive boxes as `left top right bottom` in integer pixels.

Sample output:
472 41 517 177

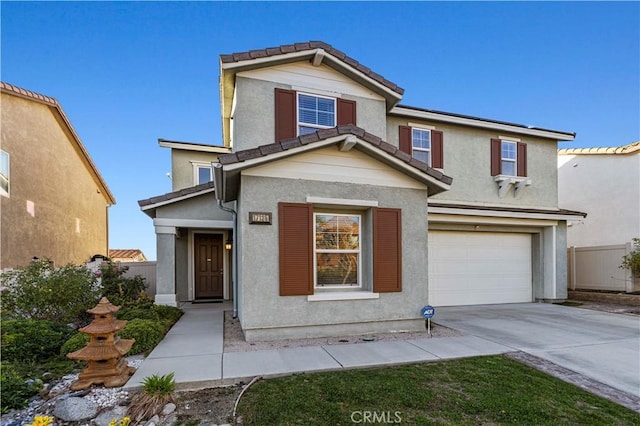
428 231 532 306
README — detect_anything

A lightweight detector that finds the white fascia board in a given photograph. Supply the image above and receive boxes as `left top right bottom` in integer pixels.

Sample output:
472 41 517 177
159 140 231 153
140 188 216 211
153 218 234 229
428 206 584 221
306 196 379 208
391 107 575 141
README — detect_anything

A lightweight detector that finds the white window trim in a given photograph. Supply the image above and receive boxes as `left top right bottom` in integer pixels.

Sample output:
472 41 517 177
191 161 212 185
0 150 9 198
313 212 362 289
500 139 517 176
297 92 336 135
411 127 432 167
308 291 380 302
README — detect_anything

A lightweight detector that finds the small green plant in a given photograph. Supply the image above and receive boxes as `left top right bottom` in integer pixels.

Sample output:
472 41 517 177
0 362 43 413
99 261 151 308
60 332 90 357
117 307 160 322
1 319 75 363
127 373 175 422
620 237 640 277
151 305 183 324
119 319 164 355
0 259 100 324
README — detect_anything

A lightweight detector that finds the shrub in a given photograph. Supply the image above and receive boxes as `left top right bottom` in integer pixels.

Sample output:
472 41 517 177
1 319 74 363
1 362 42 413
60 332 90 357
117 307 160 322
151 305 183 324
0 260 100 324
99 261 151 308
119 319 164 355
620 237 640 277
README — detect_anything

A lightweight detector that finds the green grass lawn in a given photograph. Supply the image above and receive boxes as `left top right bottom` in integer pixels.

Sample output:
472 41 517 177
237 355 640 425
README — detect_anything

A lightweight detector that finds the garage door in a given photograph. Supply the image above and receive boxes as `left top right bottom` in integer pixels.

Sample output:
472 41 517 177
428 231 532 306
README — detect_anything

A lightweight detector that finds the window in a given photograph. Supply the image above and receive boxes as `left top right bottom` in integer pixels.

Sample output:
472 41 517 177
398 125 444 168
501 140 517 176
491 138 527 177
192 162 212 185
274 89 356 142
314 213 360 288
298 93 336 135
278 202 401 296
411 128 431 165
0 150 9 197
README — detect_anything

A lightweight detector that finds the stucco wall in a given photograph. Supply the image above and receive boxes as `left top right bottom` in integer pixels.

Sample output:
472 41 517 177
171 149 220 191
232 76 387 152
237 174 430 340
386 116 559 208
1 94 110 268
155 194 233 221
558 153 639 246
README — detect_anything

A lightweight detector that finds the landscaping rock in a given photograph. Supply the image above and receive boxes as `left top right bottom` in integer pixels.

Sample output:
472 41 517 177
94 406 128 426
146 414 160 425
53 397 98 421
160 413 177 426
161 403 176 416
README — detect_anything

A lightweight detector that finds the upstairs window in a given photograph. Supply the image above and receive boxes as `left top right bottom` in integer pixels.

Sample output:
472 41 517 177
192 162 212 185
411 128 431 165
398 125 444 168
298 93 336 135
491 138 527 177
274 89 356 142
0 150 9 197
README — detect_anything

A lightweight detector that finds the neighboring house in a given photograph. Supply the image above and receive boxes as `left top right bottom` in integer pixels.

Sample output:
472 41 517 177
558 142 640 292
139 41 584 341
108 249 148 263
1 82 115 269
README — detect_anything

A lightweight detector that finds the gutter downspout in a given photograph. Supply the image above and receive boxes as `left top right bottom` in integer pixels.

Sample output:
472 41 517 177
212 163 239 318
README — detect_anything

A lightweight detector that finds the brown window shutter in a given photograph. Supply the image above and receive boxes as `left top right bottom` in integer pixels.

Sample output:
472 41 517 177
490 138 501 176
431 130 444 169
373 207 402 293
337 98 356 126
517 142 527 177
399 125 412 155
275 88 296 142
278 202 313 296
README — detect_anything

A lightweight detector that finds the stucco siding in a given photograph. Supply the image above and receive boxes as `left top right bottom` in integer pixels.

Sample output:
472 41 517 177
232 75 387 152
155 195 233 221
171 149 219 191
1 94 110 268
558 153 640 246
387 116 559 208
237 174 429 339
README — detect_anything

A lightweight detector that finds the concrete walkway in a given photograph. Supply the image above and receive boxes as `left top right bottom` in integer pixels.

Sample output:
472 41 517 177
124 302 512 390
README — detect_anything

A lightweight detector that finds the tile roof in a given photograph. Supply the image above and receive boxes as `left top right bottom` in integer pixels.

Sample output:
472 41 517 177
108 249 147 261
138 181 216 208
217 124 453 186
1 82 116 204
558 141 640 155
428 202 587 218
220 41 404 96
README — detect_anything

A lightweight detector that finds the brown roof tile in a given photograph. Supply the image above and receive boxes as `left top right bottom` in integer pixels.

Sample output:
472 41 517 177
217 125 452 186
138 181 216 208
220 41 404 96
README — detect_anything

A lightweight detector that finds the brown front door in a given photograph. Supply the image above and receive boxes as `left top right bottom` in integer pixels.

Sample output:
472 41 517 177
194 233 224 299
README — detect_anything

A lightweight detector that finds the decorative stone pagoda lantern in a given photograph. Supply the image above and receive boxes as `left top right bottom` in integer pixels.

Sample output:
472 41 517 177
67 297 136 390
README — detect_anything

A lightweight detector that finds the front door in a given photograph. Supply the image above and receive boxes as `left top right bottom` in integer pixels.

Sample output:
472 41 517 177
194 233 224 299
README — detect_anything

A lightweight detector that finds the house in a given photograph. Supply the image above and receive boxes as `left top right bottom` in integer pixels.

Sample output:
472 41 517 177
139 41 585 341
0 82 115 270
108 249 148 262
558 141 639 292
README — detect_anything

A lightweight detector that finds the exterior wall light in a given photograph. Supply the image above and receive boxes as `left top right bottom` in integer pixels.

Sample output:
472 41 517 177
225 240 232 250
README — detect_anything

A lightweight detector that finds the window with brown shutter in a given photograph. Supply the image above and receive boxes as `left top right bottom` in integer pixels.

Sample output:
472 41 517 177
491 138 527 177
517 142 527 177
431 130 444 169
337 98 356 126
275 88 296 142
399 125 412 155
399 126 444 168
372 207 402 293
279 202 313 296
491 138 501 176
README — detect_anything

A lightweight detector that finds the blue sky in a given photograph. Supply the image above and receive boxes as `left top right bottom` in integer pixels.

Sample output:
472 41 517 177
2 1 638 261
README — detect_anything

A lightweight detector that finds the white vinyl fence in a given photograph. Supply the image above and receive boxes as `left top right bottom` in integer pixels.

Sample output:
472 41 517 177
118 261 157 297
567 243 634 293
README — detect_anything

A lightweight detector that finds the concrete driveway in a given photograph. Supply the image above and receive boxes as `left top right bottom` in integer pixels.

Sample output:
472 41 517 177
435 303 640 397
